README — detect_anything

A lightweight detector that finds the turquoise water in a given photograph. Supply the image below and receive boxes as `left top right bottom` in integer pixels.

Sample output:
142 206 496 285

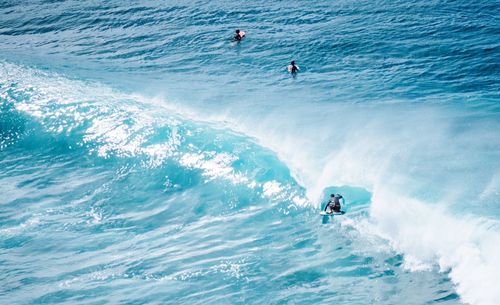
1 1 499 304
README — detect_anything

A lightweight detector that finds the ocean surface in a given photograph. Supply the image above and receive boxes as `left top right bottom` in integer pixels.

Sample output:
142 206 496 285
1 0 499 304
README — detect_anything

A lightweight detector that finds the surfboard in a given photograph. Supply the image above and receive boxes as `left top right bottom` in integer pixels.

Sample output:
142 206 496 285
320 211 345 216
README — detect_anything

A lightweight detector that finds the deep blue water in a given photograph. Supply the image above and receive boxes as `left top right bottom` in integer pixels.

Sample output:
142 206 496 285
1 1 499 304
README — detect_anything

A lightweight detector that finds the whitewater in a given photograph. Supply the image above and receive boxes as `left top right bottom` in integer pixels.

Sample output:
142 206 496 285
1 1 499 304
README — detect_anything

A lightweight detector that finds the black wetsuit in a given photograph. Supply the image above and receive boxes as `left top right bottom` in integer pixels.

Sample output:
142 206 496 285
290 65 299 73
324 195 342 213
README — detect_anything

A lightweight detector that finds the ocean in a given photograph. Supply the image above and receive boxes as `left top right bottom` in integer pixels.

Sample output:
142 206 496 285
1 0 499 304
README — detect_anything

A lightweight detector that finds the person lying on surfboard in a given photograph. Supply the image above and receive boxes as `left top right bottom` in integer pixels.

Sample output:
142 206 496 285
234 29 246 41
324 194 343 214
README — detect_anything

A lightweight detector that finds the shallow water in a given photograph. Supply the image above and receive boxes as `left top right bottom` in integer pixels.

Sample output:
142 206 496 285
1 1 499 304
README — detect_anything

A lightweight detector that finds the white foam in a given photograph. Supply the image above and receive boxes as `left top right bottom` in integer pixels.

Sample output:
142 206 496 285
262 181 282 197
179 152 248 184
371 189 500 305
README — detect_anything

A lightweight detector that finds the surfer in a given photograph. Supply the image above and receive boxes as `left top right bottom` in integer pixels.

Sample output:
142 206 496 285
324 194 343 214
288 61 299 74
234 29 245 42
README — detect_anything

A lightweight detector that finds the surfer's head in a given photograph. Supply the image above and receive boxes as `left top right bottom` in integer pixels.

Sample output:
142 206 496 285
330 194 335 197
235 29 240 34
291 61 296 66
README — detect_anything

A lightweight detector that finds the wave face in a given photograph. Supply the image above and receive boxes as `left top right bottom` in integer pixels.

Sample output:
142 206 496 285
1 0 499 304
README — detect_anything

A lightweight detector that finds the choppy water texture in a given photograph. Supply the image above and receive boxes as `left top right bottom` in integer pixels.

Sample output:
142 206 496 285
1 1 499 304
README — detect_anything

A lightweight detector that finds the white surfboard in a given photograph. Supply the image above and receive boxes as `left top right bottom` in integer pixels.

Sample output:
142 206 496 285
320 211 345 216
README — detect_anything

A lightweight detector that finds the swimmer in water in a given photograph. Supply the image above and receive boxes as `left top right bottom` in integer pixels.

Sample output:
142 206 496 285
234 29 246 42
288 61 300 74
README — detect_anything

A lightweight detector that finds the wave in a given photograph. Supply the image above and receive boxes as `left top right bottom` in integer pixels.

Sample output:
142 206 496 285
2 61 500 304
